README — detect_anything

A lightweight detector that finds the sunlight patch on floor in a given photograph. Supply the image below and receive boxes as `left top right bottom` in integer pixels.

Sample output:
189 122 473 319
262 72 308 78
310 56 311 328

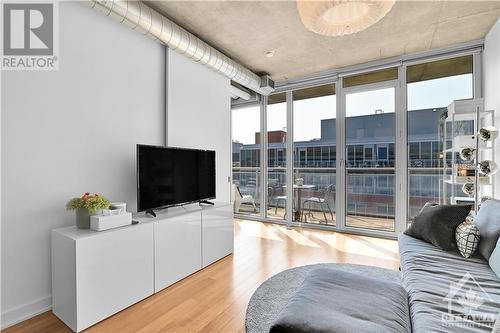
237 220 284 241
273 225 322 248
312 232 398 260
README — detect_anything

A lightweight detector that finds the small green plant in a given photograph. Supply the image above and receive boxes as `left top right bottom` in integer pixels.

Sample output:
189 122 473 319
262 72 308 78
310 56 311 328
66 192 111 213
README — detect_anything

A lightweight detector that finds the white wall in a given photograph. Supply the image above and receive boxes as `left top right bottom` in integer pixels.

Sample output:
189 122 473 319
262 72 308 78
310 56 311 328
167 50 232 203
1 2 165 327
483 18 500 196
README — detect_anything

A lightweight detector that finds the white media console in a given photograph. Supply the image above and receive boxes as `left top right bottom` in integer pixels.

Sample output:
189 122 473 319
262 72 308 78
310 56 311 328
51 201 233 332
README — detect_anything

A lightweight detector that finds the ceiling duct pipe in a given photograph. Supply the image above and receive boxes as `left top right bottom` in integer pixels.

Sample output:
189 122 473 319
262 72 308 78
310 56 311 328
87 0 274 95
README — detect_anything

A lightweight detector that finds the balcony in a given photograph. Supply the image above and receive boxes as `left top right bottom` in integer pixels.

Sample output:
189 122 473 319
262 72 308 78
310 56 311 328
233 165 444 232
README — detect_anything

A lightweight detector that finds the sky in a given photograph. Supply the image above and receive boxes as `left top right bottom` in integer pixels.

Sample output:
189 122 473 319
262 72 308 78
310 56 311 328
232 74 473 144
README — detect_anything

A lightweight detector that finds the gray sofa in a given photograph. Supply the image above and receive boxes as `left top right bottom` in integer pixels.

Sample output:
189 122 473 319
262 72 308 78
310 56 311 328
266 199 500 333
399 233 500 332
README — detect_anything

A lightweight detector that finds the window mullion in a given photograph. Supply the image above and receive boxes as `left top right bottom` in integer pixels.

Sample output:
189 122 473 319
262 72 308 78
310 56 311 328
336 78 346 230
285 91 294 228
396 65 408 235
260 96 268 220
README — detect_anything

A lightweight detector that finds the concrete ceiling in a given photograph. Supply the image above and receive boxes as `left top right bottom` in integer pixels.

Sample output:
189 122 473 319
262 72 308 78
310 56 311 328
146 1 500 82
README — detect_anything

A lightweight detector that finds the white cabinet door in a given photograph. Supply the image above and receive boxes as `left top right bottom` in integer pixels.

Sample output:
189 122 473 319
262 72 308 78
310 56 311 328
154 210 202 292
202 204 234 267
76 223 154 331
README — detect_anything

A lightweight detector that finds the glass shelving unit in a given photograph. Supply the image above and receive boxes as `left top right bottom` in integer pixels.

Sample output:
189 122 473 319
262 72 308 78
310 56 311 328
441 98 495 212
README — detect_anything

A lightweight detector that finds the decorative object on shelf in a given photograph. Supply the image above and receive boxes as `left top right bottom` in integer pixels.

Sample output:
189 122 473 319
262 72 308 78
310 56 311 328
456 165 474 177
110 202 127 213
91 202 130 231
443 99 495 213
90 212 132 231
478 126 499 142
477 160 498 176
459 147 476 161
66 192 111 229
462 183 475 196
296 0 396 37
102 208 122 216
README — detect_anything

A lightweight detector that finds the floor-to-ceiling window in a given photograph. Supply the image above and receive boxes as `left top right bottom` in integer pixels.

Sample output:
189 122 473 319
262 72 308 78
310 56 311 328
266 92 288 220
291 84 336 225
406 55 474 221
343 68 398 232
231 50 480 237
232 104 261 215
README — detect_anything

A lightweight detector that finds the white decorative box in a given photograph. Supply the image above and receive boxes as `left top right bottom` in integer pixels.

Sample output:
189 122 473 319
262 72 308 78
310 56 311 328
90 212 132 231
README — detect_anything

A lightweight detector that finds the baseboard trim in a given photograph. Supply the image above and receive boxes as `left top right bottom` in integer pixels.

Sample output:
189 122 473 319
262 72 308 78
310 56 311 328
1 295 52 330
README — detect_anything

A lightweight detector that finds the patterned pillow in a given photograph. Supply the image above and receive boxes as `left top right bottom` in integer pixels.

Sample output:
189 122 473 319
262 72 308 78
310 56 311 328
456 221 481 258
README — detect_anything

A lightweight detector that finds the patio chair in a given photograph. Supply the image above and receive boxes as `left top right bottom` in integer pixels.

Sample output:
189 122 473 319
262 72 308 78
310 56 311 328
267 186 274 210
302 184 335 224
232 184 257 213
273 187 287 219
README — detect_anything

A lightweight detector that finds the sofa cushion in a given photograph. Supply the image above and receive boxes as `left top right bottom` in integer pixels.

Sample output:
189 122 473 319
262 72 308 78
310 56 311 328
269 268 411 333
456 221 481 258
489 237 500 279
399 234 500 332
404 203 472 251
474 198 500 260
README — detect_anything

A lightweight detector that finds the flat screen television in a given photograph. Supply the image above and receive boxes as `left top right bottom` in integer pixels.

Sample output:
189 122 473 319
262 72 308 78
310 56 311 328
137 144 216 212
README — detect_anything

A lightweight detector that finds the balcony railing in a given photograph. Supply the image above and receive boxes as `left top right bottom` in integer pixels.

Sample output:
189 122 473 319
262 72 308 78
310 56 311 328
233 166 448 225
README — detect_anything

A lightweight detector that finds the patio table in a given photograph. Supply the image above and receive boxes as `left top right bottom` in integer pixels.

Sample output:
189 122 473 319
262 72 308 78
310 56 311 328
282 184 316 221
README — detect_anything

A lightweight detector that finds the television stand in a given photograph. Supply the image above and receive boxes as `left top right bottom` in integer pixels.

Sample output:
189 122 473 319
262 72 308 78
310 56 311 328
199 200 214 206
145 209 157 217
52 202 233 332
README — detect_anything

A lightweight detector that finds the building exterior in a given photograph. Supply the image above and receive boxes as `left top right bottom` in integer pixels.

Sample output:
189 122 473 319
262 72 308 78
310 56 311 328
255 130 286 145
232 108 474 220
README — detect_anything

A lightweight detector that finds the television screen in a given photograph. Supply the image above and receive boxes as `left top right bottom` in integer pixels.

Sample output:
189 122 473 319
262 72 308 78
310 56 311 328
137 145 216 212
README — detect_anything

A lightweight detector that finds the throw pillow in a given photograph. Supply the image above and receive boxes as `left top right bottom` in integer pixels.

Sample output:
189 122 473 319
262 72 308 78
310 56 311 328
455 221 480 258
489 237 500 279
474 198 500 260
404 203 472 251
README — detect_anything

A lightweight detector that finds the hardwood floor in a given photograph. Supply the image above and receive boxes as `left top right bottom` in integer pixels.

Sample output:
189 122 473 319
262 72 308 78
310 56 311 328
4 219 400 333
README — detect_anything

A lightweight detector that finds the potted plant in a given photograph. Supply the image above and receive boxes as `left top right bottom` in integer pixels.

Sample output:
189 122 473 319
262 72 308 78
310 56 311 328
66 193 111 229
294 170 304 186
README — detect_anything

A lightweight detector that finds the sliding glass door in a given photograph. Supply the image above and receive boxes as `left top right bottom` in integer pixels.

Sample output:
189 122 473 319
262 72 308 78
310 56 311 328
342 69 398 232
406 55 474 222
232 105 261 216
266 93 288 221
292 84 336 226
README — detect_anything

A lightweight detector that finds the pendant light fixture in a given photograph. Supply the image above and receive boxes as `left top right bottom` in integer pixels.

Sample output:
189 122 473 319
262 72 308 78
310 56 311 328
462 183 475 196
296 0 396 37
